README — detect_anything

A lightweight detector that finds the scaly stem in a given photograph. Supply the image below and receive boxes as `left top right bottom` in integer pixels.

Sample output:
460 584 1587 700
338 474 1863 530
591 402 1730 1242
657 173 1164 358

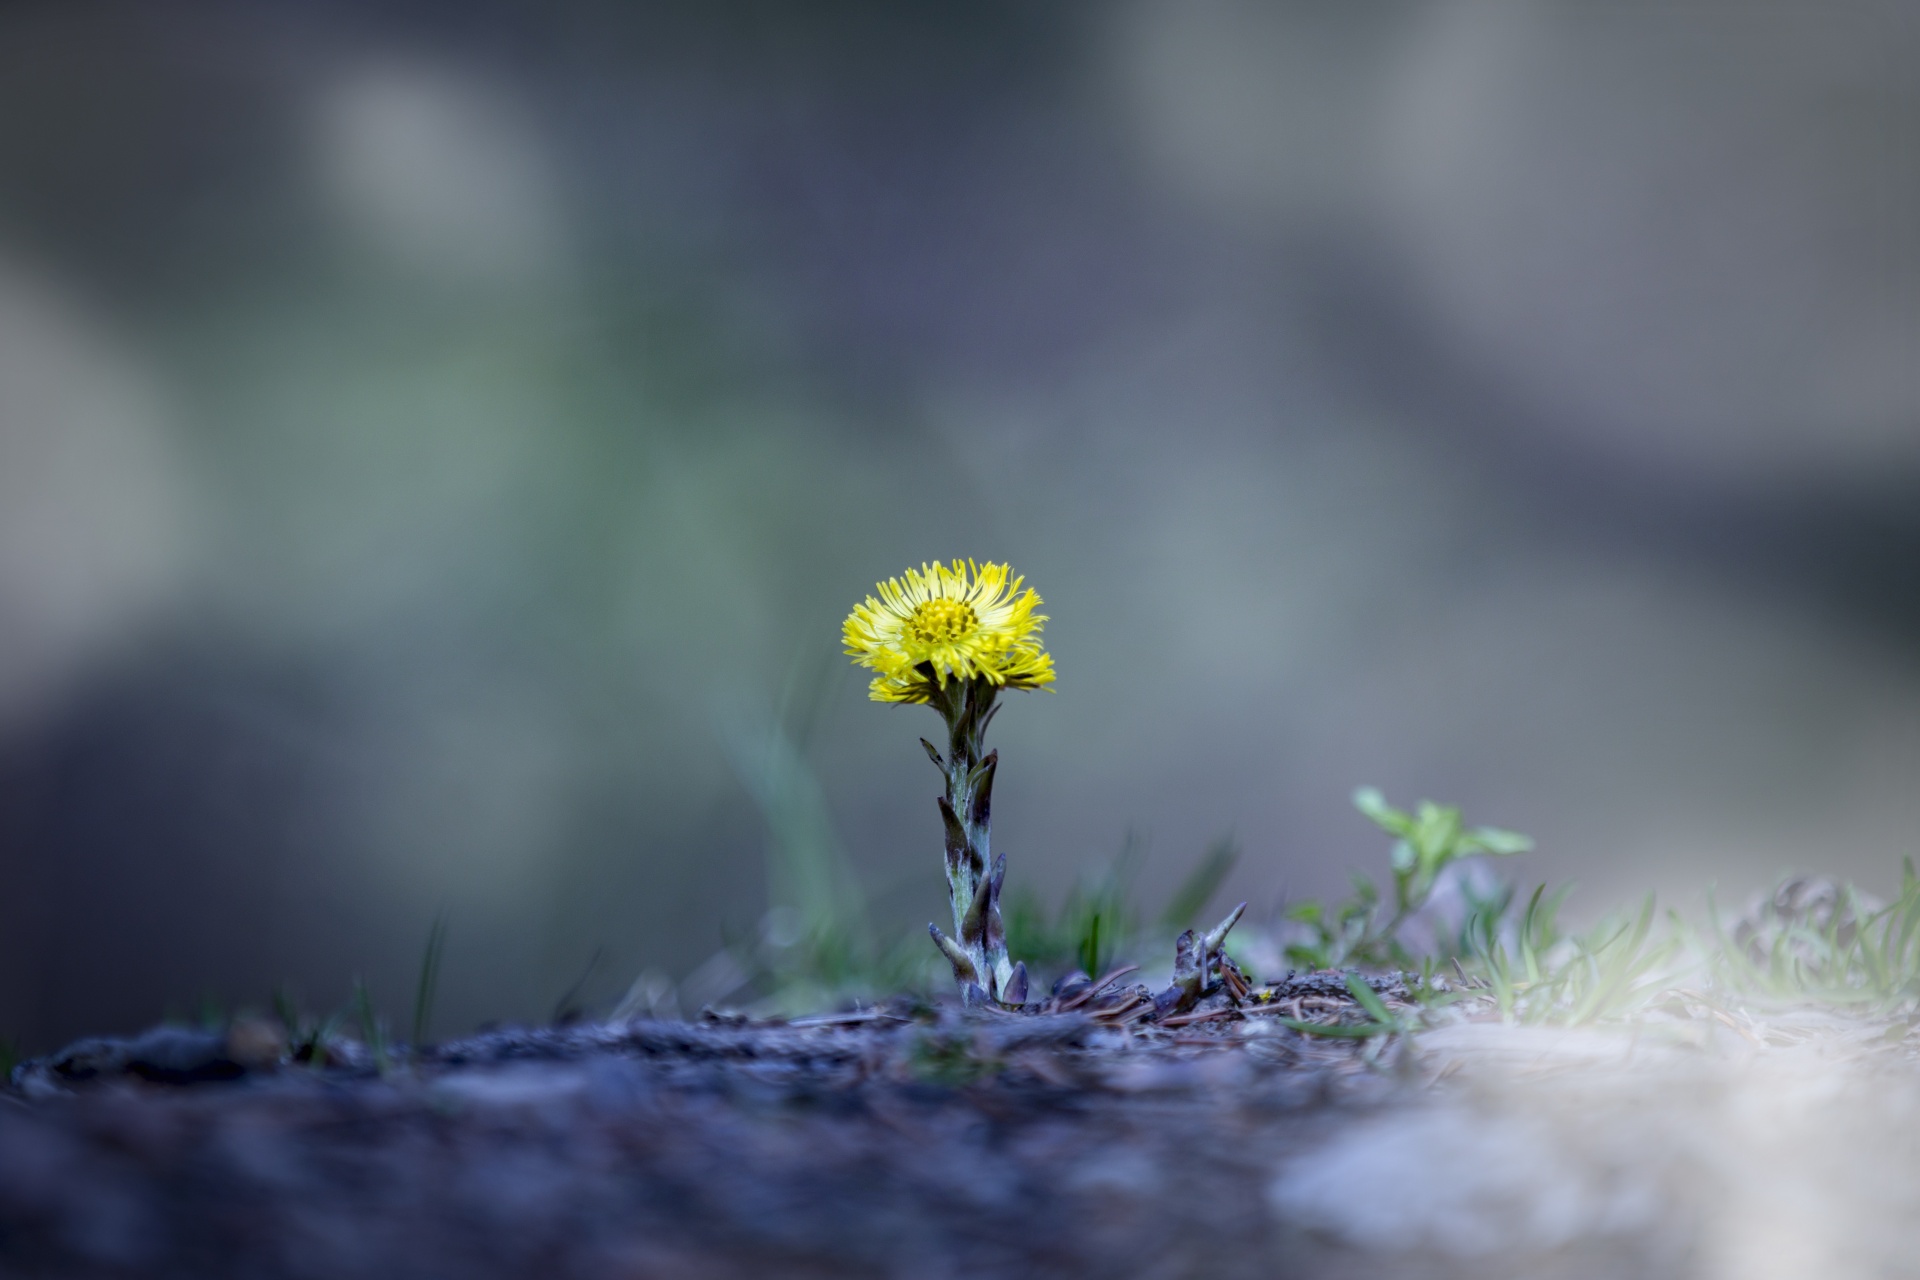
923 671 1024 1004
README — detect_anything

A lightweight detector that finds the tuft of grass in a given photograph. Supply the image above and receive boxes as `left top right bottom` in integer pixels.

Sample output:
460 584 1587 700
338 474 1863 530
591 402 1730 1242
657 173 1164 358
1005 831 1238 985
1464 890 1683 1025
1710 860 1920 1010
1463 883 1567 1019
1006 828 1143 981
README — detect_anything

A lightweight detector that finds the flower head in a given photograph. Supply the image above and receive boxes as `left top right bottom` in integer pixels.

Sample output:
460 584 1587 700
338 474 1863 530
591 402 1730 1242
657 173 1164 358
844 560 1054 703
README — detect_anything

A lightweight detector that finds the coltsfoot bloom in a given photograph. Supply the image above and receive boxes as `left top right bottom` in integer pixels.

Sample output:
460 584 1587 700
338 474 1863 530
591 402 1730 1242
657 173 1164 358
843 560 1054 704
844 559 1054 1004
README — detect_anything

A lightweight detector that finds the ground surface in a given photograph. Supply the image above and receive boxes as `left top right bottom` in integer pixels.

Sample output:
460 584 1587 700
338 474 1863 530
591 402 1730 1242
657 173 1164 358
5 978 1919 1279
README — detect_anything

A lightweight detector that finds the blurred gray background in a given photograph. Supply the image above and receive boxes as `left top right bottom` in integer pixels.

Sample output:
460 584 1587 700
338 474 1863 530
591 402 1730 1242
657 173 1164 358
0 0 1916 1048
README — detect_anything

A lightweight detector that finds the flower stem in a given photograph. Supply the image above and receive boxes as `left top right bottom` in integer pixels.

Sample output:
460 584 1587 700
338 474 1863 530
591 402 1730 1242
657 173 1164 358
924 672 1023 1003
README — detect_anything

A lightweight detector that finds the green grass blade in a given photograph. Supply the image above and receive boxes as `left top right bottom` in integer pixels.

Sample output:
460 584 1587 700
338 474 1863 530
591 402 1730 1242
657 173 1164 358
411 909 448 1050
1343 972 1396 1025
1277 1017 1395 1039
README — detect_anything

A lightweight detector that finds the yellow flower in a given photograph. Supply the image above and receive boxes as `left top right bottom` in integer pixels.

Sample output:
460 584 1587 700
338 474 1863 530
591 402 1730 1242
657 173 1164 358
844 560 1054 703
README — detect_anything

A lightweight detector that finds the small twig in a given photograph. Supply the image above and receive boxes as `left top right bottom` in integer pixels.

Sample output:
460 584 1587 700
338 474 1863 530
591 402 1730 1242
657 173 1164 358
1159 1008 1237 1029
787 1012 908 1029
1090 993 1143 1022
1095 995 1155 1025
1245 996 1344 1015
1058 965 1140 1012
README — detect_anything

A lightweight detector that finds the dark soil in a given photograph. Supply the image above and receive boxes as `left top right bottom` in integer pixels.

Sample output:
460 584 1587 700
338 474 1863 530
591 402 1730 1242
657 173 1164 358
7 976 1903 1279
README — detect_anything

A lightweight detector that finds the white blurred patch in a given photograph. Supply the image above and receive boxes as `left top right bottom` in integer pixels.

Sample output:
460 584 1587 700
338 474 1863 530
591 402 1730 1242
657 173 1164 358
312 61 570 286
0 259 189 735
1367 1019 1920 1280
1270 1103 1659 1255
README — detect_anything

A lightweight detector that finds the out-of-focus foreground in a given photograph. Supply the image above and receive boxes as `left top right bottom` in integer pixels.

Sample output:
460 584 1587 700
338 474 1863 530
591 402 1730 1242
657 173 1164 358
1 2 1918 1048
6 988 1918 1279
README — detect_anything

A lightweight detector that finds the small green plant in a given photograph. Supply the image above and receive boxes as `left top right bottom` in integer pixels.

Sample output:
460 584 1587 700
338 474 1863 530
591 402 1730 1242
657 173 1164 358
1284 789 1531 969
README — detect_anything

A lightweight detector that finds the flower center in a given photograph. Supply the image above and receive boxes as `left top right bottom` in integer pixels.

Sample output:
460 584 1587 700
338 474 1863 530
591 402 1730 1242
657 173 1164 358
905 597 978 645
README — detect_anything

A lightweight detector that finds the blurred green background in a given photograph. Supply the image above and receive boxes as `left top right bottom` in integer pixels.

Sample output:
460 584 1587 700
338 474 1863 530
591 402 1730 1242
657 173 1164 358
1 1 1918 1047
